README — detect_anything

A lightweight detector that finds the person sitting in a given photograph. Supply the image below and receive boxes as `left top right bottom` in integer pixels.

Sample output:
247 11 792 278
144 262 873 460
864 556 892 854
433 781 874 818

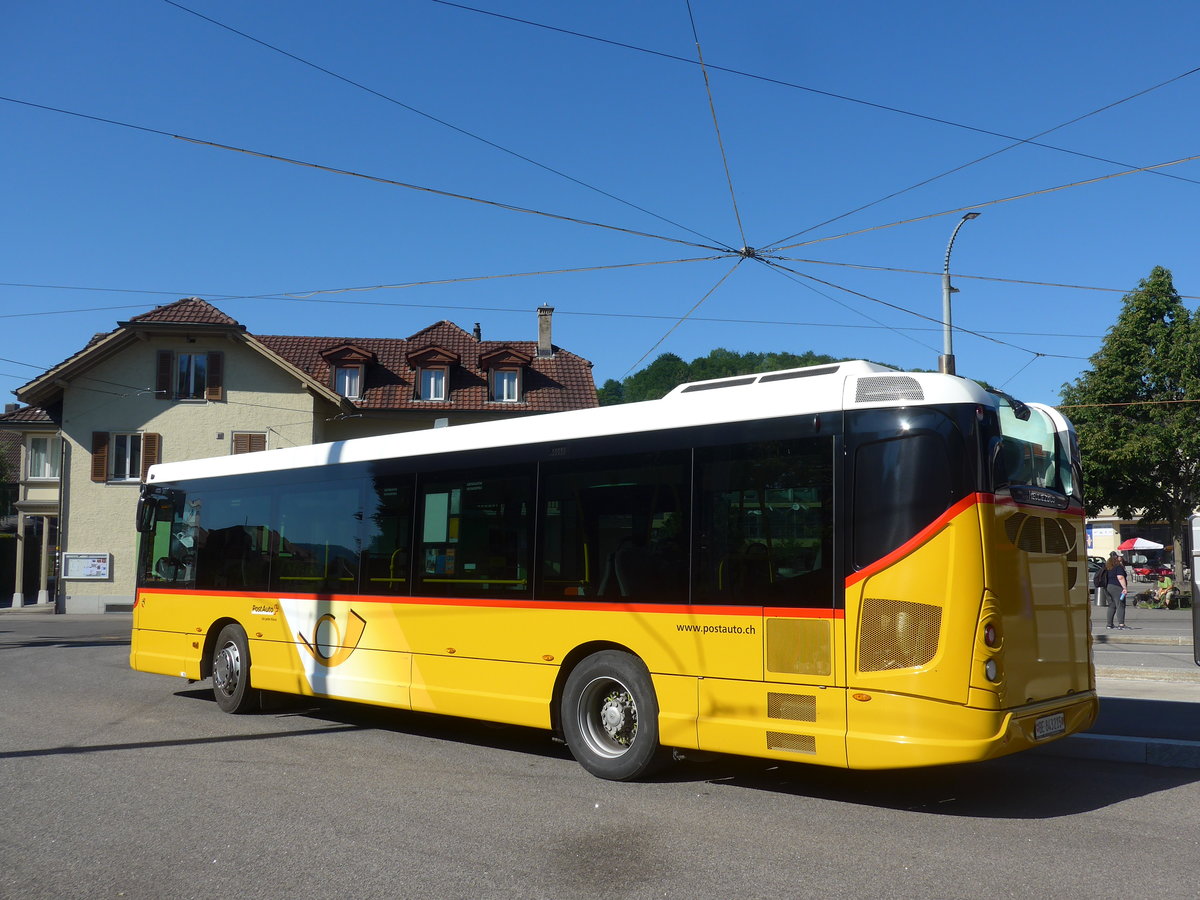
1155 572 1176 609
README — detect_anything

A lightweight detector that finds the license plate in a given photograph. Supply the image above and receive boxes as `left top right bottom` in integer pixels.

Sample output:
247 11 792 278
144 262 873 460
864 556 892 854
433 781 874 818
1035 712 1066 740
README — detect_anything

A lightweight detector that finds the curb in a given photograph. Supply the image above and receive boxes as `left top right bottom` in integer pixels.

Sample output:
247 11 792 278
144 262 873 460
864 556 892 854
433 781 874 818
1035 732 1200 769
1094 665 1200 683
0 604 56 615
1093 633 1192 646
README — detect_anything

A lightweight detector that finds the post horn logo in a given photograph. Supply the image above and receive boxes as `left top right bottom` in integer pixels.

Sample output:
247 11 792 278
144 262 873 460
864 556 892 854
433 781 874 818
298 610 367 667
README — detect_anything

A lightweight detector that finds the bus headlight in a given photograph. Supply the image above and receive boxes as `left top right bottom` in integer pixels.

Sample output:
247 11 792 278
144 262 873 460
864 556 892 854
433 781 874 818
984 659 999 682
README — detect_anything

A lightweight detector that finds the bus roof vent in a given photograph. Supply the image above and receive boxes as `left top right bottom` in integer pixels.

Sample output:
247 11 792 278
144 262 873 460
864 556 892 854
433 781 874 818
680 376 757 394
855 375 924 403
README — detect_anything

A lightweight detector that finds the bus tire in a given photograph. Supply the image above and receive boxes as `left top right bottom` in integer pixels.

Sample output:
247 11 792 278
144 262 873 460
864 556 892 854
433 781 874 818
211 624 259 714
561 650 670 781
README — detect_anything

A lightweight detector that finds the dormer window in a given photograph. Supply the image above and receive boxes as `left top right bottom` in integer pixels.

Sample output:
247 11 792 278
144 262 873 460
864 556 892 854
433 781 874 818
490 368 520 402
480 346 531 404
419 367 447 401
408 345 460 402
335 366 362 400
320 343 375 402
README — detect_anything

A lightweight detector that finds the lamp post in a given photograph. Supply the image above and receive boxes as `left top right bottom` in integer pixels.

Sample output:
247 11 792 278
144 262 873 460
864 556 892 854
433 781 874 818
939 211 980 376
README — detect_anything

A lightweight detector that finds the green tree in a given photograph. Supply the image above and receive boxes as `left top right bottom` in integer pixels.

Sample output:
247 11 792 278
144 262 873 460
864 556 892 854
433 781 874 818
1060 266 1200 574
596 378 625 406
606 348 846 404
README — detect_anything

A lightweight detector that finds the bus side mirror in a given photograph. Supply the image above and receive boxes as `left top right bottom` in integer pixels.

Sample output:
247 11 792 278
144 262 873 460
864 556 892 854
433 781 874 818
136 492 156 533
136 488 173 533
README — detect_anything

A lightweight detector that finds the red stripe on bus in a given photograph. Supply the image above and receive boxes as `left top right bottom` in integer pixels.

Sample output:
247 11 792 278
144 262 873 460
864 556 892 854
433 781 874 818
134 587 843 618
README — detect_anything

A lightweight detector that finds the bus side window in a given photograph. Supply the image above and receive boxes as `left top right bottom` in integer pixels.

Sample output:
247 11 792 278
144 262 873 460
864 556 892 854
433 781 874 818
538 452 690 604
361 476 414 595
415 468 533 598
693 438 834 608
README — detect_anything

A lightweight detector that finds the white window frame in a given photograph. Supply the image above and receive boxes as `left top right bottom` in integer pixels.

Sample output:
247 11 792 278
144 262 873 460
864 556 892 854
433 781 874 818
420 367 447 401
490 368 521 402
335 366 363 400
26 434 61 480
111 432 143 482
176 352 207 400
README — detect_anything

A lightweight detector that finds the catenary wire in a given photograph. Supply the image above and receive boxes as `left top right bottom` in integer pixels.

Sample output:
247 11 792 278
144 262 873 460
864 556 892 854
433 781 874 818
765 63 1200 248
428 1 1200 189
765 258 1200 302
0 289 1108 342
0 96 730 255
684 0 747 248
760 260 1090 361
622 259 744 375
765 150 1200 252
157 0 728 249
752 256 940 355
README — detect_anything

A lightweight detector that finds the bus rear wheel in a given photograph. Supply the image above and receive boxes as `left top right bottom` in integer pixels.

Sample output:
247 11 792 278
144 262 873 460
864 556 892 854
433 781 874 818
211 624 259 714
561 651 670 781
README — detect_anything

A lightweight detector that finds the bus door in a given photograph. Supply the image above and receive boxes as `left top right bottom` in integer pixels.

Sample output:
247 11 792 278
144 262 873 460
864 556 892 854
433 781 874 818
693 436 844 765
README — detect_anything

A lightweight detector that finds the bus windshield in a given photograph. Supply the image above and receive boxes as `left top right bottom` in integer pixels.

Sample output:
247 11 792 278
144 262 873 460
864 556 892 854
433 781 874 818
996 398 1077 502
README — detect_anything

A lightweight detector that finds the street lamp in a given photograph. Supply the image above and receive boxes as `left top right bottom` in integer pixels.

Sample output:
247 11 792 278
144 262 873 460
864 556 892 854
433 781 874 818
939 211 980 376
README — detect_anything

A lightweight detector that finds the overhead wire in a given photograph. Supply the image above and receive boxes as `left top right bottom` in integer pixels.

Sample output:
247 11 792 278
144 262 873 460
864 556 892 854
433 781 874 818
765 150 1200 252
763 258 1200 302
760 259 1091 362
157 0 728 249
766 62 1200 247
752 257 939 355
427 1 1200 189
621 259 744 375
683 0 747 249
0 96 731 255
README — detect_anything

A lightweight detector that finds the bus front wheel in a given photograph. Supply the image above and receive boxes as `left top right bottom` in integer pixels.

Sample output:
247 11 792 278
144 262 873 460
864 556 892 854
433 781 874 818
211 624 259 714
561 651 670 781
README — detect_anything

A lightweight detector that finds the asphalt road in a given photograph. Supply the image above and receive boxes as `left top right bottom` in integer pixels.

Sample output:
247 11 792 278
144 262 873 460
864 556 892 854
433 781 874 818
4 614 1200 900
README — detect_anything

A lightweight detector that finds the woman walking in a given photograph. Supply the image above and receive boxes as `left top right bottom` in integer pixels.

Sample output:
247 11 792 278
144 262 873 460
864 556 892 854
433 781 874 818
1105 551 1129 629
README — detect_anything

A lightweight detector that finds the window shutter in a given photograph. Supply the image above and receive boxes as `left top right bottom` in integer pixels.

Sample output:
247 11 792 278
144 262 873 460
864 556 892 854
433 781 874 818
156 351 173 400
140 433 161 481
205 351 224 401
90 432 109 483
232 433 267 454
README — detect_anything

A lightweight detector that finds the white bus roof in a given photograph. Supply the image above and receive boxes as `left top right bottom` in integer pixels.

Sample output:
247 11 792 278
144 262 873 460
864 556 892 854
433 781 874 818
146 361 997 484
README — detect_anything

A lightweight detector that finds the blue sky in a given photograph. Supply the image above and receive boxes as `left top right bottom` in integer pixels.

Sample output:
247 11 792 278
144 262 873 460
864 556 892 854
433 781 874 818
4 0 1199 407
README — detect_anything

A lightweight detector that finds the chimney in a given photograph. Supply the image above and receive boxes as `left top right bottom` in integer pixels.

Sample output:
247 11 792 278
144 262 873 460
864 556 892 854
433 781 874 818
473 322 481 341
537 305 554 358
4 403 18 415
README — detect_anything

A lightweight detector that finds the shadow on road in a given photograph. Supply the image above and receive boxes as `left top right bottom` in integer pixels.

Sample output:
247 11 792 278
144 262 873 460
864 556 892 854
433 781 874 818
169 684 1200 818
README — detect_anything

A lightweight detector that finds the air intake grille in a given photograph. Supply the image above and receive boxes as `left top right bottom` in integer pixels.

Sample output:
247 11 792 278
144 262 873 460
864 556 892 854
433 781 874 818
1003 512 1075 557
854 375 924 403
1044 518 1070 554
767 693 817 722
858 597 942 672
766 732 817 754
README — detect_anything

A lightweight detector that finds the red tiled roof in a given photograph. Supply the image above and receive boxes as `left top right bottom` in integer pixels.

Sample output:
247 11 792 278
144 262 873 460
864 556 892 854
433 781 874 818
17 300 595 414
125 297 241 327
254 320 596 413
0 405 53 424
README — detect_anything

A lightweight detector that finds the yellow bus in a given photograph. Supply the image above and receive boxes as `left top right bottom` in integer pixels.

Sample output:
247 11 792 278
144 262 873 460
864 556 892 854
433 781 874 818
131 360 1096 780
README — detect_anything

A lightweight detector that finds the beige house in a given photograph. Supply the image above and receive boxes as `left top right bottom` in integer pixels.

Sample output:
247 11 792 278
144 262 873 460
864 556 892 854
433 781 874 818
1 298 596 613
